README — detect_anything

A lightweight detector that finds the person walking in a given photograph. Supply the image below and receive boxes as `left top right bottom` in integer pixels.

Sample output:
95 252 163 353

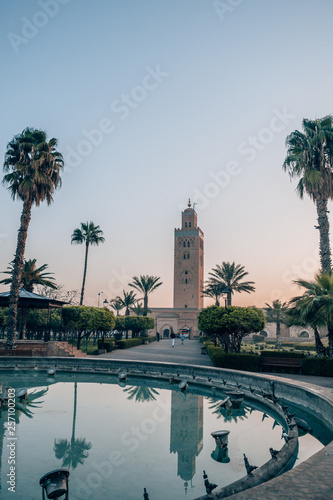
170 331 176 347
180 333 185 345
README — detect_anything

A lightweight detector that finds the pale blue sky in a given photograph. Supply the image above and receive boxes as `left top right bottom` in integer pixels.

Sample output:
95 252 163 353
1 0 333 307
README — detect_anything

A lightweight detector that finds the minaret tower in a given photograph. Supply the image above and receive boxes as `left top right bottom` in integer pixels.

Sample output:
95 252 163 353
173 199 204 309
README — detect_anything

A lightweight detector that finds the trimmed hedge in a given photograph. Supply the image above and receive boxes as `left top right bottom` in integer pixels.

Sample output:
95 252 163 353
116 338 143 349
115 336 155 349
260 350 305 358
206 344 333 376
206 345 260 372
253 334 265 343
98 339 115 352
145 336 156 343
293 345 316 352
302 357 333 376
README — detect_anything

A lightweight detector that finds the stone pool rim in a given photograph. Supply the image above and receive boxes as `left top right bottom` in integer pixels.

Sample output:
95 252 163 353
1 357 332 499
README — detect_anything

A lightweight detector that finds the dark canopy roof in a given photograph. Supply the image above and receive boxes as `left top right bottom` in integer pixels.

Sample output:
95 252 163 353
0 289 68 309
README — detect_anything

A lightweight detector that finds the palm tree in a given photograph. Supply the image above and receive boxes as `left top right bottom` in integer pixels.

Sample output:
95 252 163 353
129 275 162 315
0 259 57 339
117 290 137 316
283 116 333 273
123 386 160 403
71 221 105 305
264 300 289 349
130 300 150 316
0 259 56 291
54 382 92 469
202 282 228 306
207 262 255 306
286 305 326 356
109 297 124 316
289 273 333 356
2 128 63 348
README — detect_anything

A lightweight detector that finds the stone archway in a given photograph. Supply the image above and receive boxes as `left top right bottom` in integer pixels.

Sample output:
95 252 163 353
160 324 173 338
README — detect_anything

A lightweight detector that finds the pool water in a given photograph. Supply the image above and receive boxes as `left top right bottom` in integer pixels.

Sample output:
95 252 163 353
0 373 330 500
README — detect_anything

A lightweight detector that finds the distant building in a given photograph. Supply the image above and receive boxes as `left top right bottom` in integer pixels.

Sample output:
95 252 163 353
149 200 203 338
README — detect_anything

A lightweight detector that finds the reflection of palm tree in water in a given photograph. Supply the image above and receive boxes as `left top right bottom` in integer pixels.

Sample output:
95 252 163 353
0 387 48 491
54 382 91 469
123 385 160 403
208 398 250 423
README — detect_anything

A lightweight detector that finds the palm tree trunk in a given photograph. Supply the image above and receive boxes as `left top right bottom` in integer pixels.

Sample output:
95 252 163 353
313 326 326 356
143 295 148 316
227 291 232 307
328 323 333 358
6 200 33 349
19 308 29 340
316 198 332 273
275 322 281 349
80 242 89 305
72 382 77 442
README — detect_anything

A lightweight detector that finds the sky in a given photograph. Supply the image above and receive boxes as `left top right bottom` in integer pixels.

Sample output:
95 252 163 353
1 0 333 309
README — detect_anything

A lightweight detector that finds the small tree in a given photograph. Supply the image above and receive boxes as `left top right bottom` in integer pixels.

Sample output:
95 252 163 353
62 306 115 350
198 305 265 353
124 316 154 337
264 300 288 349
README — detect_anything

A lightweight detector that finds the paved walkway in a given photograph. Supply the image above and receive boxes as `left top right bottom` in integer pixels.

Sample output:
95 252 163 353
97 338 213 367
97 339 333 389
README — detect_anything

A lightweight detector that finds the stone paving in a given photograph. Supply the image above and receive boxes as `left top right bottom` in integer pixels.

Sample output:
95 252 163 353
97 337 213 367
96 339 333 500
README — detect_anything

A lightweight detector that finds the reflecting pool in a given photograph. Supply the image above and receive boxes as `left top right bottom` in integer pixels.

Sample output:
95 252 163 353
0 372 331 500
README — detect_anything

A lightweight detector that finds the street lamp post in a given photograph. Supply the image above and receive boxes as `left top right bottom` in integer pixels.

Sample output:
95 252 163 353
97 291 103 307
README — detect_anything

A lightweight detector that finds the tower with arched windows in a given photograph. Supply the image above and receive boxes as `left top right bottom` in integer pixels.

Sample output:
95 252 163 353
174 200 204 309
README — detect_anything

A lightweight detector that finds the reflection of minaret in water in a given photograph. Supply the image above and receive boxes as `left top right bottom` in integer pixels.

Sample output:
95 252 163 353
170 391 203 493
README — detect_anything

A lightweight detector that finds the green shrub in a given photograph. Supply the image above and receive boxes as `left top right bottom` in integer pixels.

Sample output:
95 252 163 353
116 338 143 349
98 339 115 352
302 357 333 376
145 336 156 343
206 345 260 372
253 334 265 343
293 345 316 352
260 350 304 358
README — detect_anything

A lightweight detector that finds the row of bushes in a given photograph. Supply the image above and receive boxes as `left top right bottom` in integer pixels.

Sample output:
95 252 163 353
205 344 333 376
115 336 155 350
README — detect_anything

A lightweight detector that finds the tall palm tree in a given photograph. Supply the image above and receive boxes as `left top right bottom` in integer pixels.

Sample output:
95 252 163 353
117 290 137 316
283 116 333 273
289 273 333 357
0 259 57 339
207 262 255 306
54 382 92 469
129 275 162 315
264 300 289 349
2 128 63 349
71 221 105 305
109 297 124 316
